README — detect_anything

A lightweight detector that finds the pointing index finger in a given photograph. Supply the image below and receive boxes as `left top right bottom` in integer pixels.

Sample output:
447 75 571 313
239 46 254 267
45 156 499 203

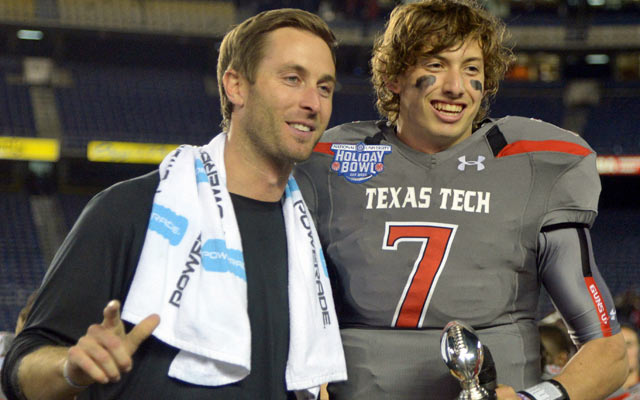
125 314 160 355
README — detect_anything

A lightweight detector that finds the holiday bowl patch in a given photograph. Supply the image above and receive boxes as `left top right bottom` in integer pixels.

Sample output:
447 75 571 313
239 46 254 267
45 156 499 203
329 142 391 183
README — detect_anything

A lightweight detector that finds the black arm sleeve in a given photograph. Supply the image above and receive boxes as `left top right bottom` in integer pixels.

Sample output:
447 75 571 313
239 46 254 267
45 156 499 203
0 171 158 400
538 225 620 345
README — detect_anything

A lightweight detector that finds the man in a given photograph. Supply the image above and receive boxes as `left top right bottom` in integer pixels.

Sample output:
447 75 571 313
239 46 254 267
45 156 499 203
1 8 346 400
607 324 640 399
294 0 628 399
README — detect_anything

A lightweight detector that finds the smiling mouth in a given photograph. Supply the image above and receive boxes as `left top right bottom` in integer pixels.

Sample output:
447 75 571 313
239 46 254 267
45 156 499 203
289 122 314 132
432 101 465 115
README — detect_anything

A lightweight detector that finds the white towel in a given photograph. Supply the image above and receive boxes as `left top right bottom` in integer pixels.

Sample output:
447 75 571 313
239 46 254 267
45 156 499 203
121 133 346 397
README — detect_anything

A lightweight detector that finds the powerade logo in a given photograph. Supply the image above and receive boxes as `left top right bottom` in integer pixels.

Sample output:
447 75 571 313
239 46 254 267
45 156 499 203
199 150 224 218
286 177 328 278
169 234 202 308
149 203 188 246
330 142 391 183
201 239 246 281
294 198 331 326
159 147 183 184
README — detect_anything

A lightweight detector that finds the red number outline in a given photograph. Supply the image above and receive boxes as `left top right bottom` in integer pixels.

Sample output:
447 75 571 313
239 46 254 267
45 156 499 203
383 222 457 328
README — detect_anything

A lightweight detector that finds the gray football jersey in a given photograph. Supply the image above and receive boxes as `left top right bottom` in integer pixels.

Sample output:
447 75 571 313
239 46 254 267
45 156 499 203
295 116 613 398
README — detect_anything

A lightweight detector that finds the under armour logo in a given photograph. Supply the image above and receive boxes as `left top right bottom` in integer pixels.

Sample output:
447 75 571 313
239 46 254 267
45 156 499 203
458 156 485 171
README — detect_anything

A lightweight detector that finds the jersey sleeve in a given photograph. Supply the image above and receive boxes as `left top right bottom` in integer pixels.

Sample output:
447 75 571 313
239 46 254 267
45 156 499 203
542 152 600 228
538 226 620 345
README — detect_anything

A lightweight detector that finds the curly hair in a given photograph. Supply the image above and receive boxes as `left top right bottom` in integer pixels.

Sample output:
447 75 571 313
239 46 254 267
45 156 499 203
217 8 337 132
371 0 515 126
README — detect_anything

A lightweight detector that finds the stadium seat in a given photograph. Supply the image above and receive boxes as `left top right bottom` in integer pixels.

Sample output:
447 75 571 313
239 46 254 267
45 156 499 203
0 192 45 331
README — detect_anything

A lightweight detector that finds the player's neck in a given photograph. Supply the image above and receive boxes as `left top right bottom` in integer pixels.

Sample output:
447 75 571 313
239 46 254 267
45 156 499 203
394 120 471 155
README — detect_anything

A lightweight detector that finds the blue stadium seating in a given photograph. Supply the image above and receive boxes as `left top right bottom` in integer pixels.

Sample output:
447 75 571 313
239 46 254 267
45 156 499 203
591 207 640 296
330 76 379 126
0 78 37 137
491 81 565 127
583 82 640 155
0 192 46 331
55 63 221 149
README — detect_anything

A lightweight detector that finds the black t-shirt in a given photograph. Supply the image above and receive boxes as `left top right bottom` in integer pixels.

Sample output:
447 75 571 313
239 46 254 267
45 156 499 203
1 171 295 400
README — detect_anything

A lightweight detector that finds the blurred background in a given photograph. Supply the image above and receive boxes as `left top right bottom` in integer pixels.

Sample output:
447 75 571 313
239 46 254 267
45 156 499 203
0 0 639 332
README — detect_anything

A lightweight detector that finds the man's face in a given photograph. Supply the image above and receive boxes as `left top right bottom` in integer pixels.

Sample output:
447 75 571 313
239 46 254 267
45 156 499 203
390 39 485 153
240 27 335 165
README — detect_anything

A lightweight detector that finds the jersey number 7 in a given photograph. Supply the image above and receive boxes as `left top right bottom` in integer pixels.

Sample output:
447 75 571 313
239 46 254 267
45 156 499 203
383 222 458 328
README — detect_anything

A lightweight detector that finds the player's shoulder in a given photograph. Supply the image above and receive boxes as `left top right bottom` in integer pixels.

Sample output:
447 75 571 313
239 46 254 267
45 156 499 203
490 116 593 150
319 120 382 144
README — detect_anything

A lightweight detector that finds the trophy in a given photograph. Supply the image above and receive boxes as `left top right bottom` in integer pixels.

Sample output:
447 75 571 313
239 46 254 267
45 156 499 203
440 320 496 400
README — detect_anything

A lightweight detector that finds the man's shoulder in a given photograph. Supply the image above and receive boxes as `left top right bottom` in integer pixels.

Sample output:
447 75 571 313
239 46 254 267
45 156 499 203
96 170 159 201
86 170 159 219
319 120 382 143
490 116 594 151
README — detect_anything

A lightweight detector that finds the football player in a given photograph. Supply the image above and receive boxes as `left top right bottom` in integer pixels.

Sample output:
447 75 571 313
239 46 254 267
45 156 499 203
294 0 628 399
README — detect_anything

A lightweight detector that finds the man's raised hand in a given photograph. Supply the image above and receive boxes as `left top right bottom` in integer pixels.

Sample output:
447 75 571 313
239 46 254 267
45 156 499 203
64 300 160 387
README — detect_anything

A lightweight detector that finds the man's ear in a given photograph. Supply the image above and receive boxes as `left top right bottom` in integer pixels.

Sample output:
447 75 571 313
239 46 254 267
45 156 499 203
385 76 401 94
222 68 245 108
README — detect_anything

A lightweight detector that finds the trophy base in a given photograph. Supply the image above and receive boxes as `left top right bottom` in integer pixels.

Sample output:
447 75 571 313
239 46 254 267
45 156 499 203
456 385 494 400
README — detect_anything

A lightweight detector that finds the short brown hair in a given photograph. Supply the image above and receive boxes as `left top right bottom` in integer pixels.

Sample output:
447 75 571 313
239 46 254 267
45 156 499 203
371 0 515 126
217 8 337 132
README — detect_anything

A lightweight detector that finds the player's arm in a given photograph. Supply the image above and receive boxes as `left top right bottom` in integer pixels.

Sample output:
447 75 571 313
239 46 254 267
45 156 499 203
552 333 626 399
496 226 627 400
15 300 159 400
535 225 628 400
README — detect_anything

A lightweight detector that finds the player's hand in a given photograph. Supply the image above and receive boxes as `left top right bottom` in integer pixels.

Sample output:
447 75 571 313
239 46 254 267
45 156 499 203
495 384 520 399
64 300 160 387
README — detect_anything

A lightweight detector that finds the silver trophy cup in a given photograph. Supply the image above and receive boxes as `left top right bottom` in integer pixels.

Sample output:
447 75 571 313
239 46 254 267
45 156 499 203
440 320 491 400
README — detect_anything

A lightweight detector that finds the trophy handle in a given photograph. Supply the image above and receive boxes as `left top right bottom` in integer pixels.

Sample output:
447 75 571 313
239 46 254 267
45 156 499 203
479 344 497 398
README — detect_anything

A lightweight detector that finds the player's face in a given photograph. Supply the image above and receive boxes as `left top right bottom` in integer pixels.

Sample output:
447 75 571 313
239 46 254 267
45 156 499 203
390 39 485 153
241 27 335 165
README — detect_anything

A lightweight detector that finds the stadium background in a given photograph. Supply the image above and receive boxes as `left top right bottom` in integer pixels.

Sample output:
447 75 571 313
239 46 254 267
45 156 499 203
0 0 639 332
